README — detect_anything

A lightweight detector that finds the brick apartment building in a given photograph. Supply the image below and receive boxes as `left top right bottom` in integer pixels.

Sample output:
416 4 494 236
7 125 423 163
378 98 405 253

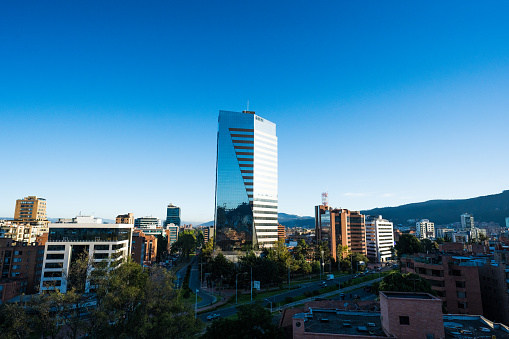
400 253 483 315
131 230 158 266
0 238 45 298
284 292 509 338
315 205 366 261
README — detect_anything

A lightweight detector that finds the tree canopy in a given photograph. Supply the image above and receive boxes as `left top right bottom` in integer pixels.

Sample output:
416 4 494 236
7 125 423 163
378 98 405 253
394 234 422 257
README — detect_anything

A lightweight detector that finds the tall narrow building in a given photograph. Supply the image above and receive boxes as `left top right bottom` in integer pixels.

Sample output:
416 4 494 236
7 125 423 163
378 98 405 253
166 203 181 227
214 110 278 251
315 205 366 261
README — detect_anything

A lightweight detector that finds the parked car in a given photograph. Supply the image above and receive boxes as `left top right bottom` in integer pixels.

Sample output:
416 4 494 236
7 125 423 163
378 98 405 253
320 281 327 288
207 314 220 321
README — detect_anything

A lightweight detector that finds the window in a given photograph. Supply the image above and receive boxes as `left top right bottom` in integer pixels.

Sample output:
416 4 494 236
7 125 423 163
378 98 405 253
94 245 110 251
45 262 63 269
399 316 410 325
46 254 64 260
12 265 21 269
94 253 109 260
47 245 65 251
458 302 468 309
13 258 22 262
457 291 466 299
455 281 466 288
14 251 22 255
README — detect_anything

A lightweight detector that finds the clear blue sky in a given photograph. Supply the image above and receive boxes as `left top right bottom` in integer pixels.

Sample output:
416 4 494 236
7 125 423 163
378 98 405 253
1 1 508 223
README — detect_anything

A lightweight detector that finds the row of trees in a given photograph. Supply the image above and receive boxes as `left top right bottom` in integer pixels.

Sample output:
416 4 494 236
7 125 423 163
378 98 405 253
0 255 202 339
200 239 369 292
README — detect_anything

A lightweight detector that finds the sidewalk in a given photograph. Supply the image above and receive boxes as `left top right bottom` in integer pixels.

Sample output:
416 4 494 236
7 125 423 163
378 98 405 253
196 288 236 312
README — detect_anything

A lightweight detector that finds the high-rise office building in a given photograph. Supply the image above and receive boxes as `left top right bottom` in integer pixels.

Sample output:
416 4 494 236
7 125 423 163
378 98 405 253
461 213 474 230
365 215 394 263
214 110 278 251
315 205 366 261
14 196 48 224
165 203 181 227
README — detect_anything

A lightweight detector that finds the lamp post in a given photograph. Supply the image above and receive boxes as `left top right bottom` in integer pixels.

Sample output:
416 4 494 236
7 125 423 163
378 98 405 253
321 250 324 280
250 265 253 302
195 289 199 318
236 272 238 304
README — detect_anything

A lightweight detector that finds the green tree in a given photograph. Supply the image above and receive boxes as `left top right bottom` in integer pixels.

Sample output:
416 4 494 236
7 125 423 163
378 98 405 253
202 303 283 339
444 234 453 243
395 234 422 257
172 230 197 259
293 239 309 261
27 293 60 339
435 237 444 245
378 272 435 294
92 260 202 338
420 238 439 253
0 300 32 339
196 230 205 248
349 252 369 272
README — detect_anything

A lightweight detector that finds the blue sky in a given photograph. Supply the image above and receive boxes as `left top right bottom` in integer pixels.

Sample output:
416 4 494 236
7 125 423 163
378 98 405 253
1 1 508 223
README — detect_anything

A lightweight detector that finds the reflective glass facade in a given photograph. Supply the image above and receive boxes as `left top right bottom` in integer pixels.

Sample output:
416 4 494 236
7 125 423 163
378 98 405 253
215 110 278 250
48 227 131 242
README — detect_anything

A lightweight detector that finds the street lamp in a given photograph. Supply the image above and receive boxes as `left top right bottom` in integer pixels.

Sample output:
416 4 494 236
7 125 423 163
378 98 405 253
321 250 324 280
195 289 199 318
265 298 273 313
357 261 365 272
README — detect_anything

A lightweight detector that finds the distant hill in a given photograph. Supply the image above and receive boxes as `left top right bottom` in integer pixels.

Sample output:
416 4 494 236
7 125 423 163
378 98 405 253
197 213 315 228
361 190 509 226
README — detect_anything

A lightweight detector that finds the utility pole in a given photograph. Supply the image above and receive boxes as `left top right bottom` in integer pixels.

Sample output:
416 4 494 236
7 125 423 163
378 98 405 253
250 265 253 301
236 273 238 304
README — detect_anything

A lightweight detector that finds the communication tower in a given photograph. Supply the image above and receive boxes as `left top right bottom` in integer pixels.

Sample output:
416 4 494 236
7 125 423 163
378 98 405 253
321 192 329 207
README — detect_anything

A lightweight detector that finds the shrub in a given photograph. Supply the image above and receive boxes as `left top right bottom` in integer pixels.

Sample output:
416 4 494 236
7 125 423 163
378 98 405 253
284 296 294 303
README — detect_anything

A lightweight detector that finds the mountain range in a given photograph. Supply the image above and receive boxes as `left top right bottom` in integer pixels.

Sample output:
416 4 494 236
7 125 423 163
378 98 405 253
361 190 509 226
198 190 509 228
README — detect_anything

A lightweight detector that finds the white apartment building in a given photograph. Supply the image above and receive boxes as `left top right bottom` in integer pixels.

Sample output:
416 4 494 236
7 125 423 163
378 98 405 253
366 215 394 263
461 213 474 229
416 219 435 239
0 220 48 243
40 217 133 293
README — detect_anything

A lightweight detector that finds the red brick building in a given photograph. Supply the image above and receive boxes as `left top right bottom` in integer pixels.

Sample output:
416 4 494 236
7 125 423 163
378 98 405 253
400 254 483 315
0 278 28 303
131 230 157 266
0 239 44 295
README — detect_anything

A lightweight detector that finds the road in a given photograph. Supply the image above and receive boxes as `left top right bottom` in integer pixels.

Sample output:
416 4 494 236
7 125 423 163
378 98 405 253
198 272 381 322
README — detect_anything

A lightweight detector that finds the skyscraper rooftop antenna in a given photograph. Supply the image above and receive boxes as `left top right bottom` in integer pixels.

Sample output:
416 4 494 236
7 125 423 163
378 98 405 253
247 100 249 112
322 192 329 207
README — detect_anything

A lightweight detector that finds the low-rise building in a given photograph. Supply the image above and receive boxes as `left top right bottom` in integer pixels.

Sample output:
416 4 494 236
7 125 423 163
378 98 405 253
131 230 157 266
116 213 134 224
0 238 44 295
40 217 133 293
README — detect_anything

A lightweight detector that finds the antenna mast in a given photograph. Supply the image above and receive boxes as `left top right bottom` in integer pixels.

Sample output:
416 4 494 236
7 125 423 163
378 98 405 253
321 192 329 207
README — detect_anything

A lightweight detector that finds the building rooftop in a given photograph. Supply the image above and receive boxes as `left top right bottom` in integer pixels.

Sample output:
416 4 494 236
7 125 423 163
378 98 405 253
443 315 509 338
295 310 386 337
382 291 436 300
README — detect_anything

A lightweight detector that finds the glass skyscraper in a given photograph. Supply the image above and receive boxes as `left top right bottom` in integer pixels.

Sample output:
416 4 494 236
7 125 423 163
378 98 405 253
214 110 278 251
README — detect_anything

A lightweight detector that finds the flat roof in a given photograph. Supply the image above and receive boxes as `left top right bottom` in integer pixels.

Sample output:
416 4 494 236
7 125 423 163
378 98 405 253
381 291 435 299
443 317 509 338
295 310 386 337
